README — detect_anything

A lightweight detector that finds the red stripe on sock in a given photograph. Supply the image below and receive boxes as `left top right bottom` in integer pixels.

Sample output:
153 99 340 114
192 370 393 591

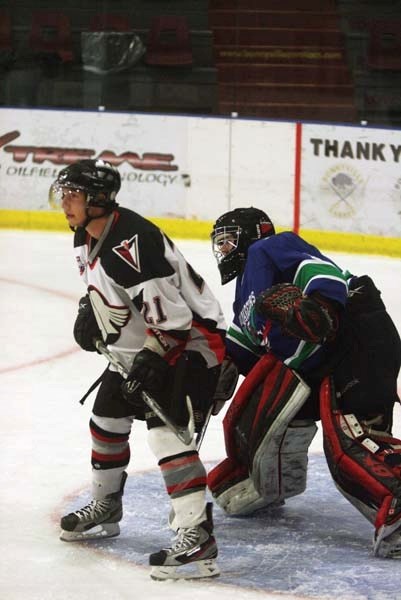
92 449 130 462
160 453 198 472
90 427 129 444
167 476 206 496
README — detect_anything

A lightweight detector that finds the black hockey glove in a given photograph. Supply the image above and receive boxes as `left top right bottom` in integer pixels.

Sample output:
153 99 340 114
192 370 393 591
73 295 102 352
255 283 337 343
212 355 239 415
122 348 169 401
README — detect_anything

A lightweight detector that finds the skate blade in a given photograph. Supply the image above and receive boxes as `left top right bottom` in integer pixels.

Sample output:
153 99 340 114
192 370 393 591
373 523 401 558
60 523 120 542
150 559 220 581
374 541 401 559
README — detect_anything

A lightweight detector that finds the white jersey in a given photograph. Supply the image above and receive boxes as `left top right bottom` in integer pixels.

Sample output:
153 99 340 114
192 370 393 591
73 207 226 371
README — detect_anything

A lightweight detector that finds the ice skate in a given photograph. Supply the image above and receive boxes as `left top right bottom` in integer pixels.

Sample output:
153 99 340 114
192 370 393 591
149 503 220 580
373 519 401 558
60 473 126 542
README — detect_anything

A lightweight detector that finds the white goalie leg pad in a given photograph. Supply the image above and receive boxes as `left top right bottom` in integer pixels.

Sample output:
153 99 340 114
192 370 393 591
253 419 317 503
208 361 312 515
214 420 317 516
214 476 276 516
211 377 313 515
251 375 313 501
279 420 318 498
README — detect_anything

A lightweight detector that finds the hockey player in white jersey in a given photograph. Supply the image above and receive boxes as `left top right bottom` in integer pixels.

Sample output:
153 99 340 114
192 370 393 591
49 159 226 580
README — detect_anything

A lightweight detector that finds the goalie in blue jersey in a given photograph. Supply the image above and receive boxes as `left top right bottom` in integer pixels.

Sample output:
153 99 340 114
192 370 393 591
209 206 401 559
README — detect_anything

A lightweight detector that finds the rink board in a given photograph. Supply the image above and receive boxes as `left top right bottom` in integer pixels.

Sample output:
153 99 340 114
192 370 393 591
1 209 400 257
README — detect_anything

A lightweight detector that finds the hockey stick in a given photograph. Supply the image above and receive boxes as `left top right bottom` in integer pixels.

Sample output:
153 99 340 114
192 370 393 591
94 339 195 446
195 404 214 451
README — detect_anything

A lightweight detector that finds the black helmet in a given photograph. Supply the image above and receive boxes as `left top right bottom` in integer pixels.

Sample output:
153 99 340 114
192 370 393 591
211 207 275 284
49 159 121 210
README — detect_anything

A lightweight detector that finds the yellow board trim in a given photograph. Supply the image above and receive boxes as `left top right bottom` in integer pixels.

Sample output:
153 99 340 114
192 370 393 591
0 209 400 258
299 229 401 258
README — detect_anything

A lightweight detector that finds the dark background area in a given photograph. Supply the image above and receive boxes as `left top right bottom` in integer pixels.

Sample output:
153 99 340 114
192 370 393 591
1 0 400 126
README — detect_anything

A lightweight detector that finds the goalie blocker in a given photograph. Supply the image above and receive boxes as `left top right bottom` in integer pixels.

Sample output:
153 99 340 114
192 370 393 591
208 354 317 515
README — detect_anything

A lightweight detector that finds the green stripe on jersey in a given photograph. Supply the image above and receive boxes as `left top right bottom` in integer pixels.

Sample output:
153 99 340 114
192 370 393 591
226 324 261 356
293 259 348 293
284 340 320 370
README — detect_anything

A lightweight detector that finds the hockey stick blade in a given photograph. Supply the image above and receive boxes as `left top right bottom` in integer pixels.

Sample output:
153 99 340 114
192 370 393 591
196 404 213 451
94 339 195 446
142 391 195 446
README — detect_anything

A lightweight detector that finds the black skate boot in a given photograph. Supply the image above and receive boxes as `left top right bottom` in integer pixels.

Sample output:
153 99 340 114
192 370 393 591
60 472 127 542
149 502 220 580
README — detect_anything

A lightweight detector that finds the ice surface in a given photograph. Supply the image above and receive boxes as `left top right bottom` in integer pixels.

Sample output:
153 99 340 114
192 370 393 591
0 230 400 600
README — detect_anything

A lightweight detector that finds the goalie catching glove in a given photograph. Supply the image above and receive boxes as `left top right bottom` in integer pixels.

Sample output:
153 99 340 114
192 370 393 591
254 283 338 343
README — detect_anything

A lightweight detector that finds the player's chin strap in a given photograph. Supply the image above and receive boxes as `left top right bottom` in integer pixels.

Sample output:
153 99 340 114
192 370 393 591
86 212 115 261
94 339 195 446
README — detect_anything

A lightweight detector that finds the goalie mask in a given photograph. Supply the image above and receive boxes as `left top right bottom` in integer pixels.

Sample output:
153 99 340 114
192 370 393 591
211 207 275 284
49 159 121 212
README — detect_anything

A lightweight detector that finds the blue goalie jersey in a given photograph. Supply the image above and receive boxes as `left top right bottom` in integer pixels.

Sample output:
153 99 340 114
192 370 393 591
226 231 350 377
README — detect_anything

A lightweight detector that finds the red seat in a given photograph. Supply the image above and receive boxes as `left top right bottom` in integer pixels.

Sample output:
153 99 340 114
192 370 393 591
0 11 12 51
145 15 192 66
89 14 131 32
30 11 73 62
367 20 401 70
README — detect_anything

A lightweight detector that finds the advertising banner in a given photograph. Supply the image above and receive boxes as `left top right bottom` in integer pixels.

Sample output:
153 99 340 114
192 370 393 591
0 108 296 228
301 123 401 237
1 108 400 240
0 108 191 217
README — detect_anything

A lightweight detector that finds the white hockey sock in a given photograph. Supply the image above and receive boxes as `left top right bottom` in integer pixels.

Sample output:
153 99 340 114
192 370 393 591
91 466 126 500
169 490 207 531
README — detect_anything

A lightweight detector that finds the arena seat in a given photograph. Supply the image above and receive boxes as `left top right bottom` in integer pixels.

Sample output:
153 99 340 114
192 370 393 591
145 15 193 66
0 11 12 52
367 20 401 71
89 14 132 32
29 11 73 63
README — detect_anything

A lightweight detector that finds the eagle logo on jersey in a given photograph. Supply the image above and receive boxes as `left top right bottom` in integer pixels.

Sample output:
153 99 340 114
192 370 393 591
112 235 141 272
88 287 130 344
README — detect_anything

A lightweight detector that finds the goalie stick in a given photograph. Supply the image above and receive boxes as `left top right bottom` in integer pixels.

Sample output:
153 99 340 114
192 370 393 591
94 339 195 446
